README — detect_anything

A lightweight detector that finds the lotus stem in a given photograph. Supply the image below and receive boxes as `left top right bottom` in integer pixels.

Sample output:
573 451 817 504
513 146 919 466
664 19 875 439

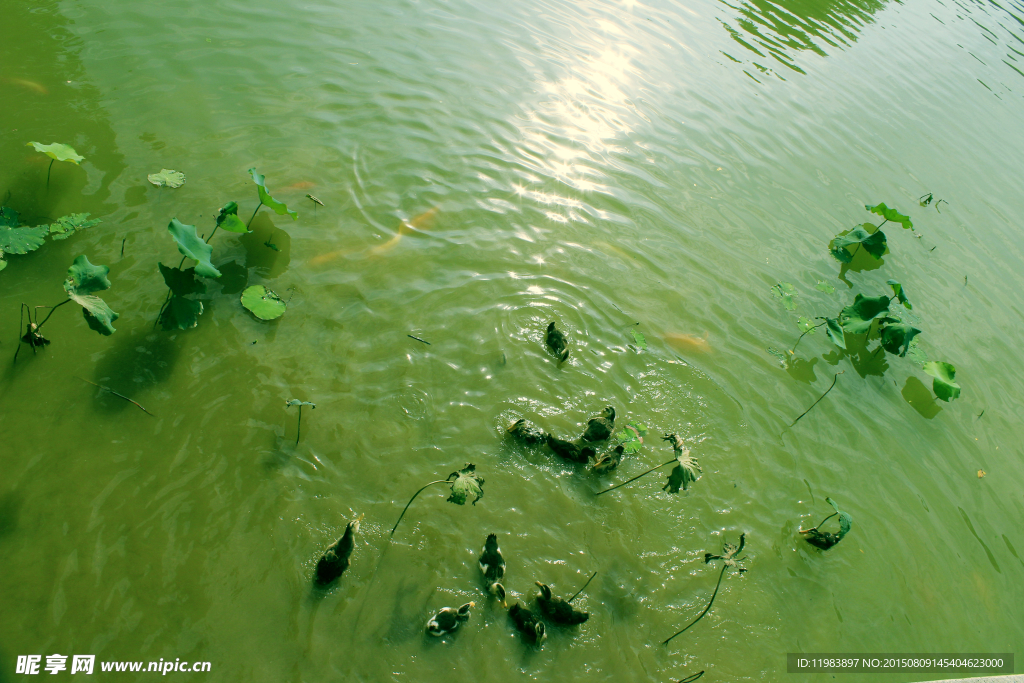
662 564 728 645
790 319 827 355
679 671 705 682
76 377 154 416
46 159 54 190
596 458 676 496
390 479 449 537
247 202 263 228
296 404 303 445
568 571 597 602
34 298 72 332
800 511 837 534
789 371 843 428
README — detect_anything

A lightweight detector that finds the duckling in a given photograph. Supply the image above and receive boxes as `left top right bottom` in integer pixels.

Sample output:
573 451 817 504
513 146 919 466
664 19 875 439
663 433 686 452
545 321 569 362
426 602 475 636
591 444 625 474
535 582 589 625
509 602 547 645
479 533 507 607
314 514 363 587
581 406 615 442
507 418 546 446
546 433 596 464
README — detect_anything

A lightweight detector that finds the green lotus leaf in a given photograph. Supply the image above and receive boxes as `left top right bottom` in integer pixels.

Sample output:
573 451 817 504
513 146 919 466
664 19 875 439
147 169 185 188
838 294 891 334
0 206 18 227
838 511 852 539
160 295 203 331
446 463 484 505
663 450 701 493
815 280 835 294
167 218 221 278
923 361 961 401
772 282 797 310
27 141 84 164
158 263 206 296
887 279 912 309
824 317 846 349
248 168 297 220
615 421 647 453
64 255 117 335
49 213 101 241
866 202 913 230
0 259 6 272
797 316 816 333
826 496 841 514
879 320 921 357
286 399 315 407
216 201 249 233
631 328 647 349
830 226 887 263
0 225 48 254
241 284 286 320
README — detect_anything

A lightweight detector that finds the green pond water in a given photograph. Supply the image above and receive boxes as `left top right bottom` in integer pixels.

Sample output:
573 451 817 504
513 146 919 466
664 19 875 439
2 0 1023 680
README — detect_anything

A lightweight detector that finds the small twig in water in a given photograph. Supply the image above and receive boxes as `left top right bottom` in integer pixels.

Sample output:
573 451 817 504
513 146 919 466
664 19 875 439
663 564 727 645
678 672 705 683
408 335 431 345
121 237 126 258
790 319 827 355
76 377 155 416
568 571 597 603
789 371 844 428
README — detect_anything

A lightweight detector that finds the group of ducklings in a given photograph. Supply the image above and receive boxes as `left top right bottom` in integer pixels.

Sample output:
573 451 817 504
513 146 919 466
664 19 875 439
426 533 588 645
509 406 624 474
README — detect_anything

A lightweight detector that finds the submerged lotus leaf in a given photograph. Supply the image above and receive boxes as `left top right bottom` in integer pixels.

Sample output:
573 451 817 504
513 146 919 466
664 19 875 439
0 206 18 227
887 279 912 309
866 202 913 230
248 168 298 220
0 224 48 254
158 263 207 297
772 282 797 310
663 449 701 493
838 294 891 334
216 201 249 233
49 213 101 241
879 320 921 357
797 316 816 333
160 296 203 330
167 218 221 278
923 361 961 401
824 317 846 349
631 328 647 349
829 226 887 263
906 338 928 365
148 169 186 188
27 141 84 164
446 463 484 505
64 255 118 335
241 284 286 320
815 280 835 294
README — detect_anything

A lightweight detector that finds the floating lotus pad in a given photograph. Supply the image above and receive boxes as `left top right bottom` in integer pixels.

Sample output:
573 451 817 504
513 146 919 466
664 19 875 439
49 213 101 241
148 169 186 188
241 285 286 320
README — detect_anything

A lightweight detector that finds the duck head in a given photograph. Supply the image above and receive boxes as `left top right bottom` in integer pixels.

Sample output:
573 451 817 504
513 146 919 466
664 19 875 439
535 581 553 600
490 582 507 607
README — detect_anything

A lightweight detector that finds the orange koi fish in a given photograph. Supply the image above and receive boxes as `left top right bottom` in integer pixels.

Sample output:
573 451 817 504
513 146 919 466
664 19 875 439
665 332 711 353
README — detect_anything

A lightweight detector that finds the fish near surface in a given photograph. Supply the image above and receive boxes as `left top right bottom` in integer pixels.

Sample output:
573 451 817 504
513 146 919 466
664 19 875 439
665 332 711 353
308 207 439 265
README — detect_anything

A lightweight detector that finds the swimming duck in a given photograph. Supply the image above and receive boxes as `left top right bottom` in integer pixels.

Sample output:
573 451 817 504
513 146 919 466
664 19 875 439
581 406 615 442
546 433 596 464
663 433 686 452
314 514 363 587
591 444 624 474
545 321 569 362
479 533 507 607
509 602 547 645
426 602 475 636
535 582 589 625
507 418 546 446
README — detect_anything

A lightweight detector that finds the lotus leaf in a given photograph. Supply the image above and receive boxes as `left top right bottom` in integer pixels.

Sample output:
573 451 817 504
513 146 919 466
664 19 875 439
0 206 18 227
241 284 286 320
879 320 921 357
216 201 249 233
772 282 797 310
815 280 835 294
286 399 315 407
906 338 928 365
160 296 203 331
49 213 101 241
159 263 206 297
838 294 891 334
167 218 221 278
615 421 647 454
248 168 297 220
829 226 887 263
64 255 118 335
797 317 816 333
866 202 913 230
631 328 647 349
446 464 484 505
887 279 912 309
27 141 84 164
824 317 846 349
923 361 961 401
148 169 185 188
663 449 701 493
0 225 48 254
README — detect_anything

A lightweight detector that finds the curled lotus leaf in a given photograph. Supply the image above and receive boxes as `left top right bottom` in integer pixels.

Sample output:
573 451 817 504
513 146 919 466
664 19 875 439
241 284 286 320
216 201 249 233
866 202 913 230
446 463 484 505
824 317 846 349
49 213 101 241
147 169 186 188
167 218 221 278
64 255 118 335
923 361 961 401
158 263 206 297
829 226 887 263
663 449 701 493
879 320 921 357
837 294 890 334
27 141 84 164
248 168 297 220
887 279 912 309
